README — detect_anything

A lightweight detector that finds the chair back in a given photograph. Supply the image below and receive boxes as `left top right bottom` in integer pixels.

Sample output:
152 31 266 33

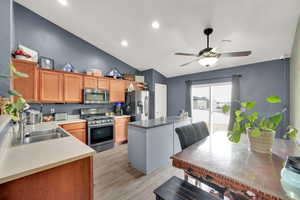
175 122 209 150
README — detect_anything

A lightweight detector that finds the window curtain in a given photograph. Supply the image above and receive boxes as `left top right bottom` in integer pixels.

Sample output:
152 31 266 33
228 75 241 130
185 80 192 117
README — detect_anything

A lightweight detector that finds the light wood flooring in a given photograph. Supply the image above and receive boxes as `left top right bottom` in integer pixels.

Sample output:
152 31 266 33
93 144 182 200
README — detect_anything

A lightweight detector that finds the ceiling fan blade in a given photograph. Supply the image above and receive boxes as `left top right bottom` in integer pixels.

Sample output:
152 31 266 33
175 52 198 56
211 40 232 53
220 51 252 57
180 59 199 67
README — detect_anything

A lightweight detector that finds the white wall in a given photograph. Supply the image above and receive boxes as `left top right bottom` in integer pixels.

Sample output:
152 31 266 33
290 16 300 144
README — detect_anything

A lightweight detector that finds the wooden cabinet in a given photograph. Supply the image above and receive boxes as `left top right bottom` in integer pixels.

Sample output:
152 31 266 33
12 59 143 104
12 59 39 103
98 77 109 90
110 79 125 103
115 117 130 144
60 122 87 143
125 80 143 91
0 157 93 200
39 69 64 103
64 73 83 103
84 76 98 89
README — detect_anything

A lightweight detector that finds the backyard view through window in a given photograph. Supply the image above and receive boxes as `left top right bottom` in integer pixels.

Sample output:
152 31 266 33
191 82 232 134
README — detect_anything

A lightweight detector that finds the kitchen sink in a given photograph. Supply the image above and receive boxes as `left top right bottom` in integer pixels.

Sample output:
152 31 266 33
13 127 70 145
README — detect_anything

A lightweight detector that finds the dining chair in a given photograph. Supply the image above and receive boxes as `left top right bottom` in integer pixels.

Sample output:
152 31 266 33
175 122 226 198
175 121 209 150
175 122 210 186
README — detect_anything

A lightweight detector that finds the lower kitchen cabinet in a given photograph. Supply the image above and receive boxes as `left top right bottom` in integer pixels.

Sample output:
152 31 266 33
0 157 93 200
60 122 87 144
115 117 130 144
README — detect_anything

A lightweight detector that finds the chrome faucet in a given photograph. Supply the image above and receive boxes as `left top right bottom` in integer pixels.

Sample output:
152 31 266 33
17 104 30 143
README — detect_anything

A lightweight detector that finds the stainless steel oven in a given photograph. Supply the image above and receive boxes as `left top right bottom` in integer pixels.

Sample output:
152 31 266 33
87 117 114 152
84 89 109 104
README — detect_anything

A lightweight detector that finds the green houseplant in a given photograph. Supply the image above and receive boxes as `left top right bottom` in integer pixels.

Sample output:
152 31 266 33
0 65 28 121
228 95 298 153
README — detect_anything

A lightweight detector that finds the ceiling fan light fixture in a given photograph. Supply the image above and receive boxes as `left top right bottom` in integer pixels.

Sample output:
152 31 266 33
198 57 218 67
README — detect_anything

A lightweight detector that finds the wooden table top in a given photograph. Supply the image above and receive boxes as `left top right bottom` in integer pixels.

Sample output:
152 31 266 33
171 132 300 200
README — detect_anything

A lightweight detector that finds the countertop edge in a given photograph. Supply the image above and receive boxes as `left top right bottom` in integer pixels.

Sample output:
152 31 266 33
129 121 173 129
0 151 95 184
129 117 191 129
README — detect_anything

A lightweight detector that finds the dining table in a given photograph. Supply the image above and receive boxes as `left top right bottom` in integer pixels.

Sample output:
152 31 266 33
171 132 300 200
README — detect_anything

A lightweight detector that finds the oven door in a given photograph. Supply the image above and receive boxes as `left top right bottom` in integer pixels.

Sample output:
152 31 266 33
88 124 114 147
84 89 109 104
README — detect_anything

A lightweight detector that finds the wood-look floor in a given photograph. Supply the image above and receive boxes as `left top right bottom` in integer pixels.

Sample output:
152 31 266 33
93 144 182 200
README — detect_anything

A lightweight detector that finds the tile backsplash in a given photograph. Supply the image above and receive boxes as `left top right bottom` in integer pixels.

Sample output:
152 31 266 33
29 103 114 115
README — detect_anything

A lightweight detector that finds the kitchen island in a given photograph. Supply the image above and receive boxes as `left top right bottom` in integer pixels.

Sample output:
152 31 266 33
128 116 191 174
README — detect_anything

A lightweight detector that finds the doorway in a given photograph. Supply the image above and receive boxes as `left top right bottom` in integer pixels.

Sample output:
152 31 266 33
191 82 232 133
155 83 167 118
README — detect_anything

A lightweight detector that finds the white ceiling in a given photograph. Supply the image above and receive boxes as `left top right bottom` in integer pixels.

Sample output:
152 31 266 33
16 0 300 77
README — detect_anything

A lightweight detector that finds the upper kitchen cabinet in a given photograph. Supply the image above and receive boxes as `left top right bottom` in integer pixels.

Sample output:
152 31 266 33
83 76 98 89
64 73 83 103
110 79 125 103
125 80 143 91
12 59 39 102
39 69 64 103
98 77 109 90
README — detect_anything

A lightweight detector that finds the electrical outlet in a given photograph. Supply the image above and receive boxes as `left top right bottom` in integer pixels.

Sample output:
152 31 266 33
50 108 55 114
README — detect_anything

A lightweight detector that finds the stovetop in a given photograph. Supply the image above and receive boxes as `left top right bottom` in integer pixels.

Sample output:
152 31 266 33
83 115 113 121
81 114 114 126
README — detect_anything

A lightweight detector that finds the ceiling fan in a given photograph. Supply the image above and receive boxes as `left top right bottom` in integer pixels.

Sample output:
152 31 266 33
175 28 252 67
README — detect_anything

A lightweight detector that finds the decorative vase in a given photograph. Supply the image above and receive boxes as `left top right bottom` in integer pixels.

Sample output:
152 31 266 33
247 129 275 154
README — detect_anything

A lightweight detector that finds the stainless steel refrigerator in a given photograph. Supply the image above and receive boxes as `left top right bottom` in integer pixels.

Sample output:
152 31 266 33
125 91 149 121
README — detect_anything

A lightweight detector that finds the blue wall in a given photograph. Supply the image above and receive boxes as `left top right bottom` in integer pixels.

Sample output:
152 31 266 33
167 59 290 136
0 0 14 98
141 69 167 118
14 3 139 114
14 3 138 75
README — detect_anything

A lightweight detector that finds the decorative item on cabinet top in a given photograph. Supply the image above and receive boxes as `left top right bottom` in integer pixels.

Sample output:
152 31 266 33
106 68 123 79
86 68 103 77
39 57 54 70
63 63 77 73
12 45 38 62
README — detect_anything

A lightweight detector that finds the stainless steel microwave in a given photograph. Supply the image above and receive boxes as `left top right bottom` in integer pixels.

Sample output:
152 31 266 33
83 89 109 104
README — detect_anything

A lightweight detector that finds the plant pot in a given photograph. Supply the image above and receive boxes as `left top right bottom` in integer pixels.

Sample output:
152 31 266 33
247 129 275 154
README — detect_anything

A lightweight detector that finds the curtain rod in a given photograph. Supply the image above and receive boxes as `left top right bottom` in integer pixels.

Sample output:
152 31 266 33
185 74 242 83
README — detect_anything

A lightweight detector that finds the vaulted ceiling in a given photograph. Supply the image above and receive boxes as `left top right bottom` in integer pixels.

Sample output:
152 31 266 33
16 0 300 77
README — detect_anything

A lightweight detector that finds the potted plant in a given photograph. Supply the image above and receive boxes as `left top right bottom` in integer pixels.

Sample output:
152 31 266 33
228 95 298 154
0 65 28 120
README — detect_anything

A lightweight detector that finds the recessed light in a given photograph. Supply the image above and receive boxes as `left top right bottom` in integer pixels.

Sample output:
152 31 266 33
121 40 128 47
152 21 160 29
58 0 68 6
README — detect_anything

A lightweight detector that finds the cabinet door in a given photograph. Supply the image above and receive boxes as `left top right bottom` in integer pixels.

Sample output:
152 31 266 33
98 78 109 90
64 73 83 103
115 124 126 144
109 80 125 103
39 70 64 103
115 117 130 144
60 122 87 144
12 59 38 102
68 129 86 143
84 76 98 89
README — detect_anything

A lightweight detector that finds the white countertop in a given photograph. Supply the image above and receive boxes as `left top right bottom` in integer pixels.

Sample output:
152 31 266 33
0 117 95 184
113 115 131 119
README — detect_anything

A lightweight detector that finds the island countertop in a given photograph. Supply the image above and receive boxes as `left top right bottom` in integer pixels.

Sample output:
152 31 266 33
0 119 95 184
129 116 191 129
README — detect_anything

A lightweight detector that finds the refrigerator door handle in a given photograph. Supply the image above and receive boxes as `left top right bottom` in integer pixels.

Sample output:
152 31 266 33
144 95 149 117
